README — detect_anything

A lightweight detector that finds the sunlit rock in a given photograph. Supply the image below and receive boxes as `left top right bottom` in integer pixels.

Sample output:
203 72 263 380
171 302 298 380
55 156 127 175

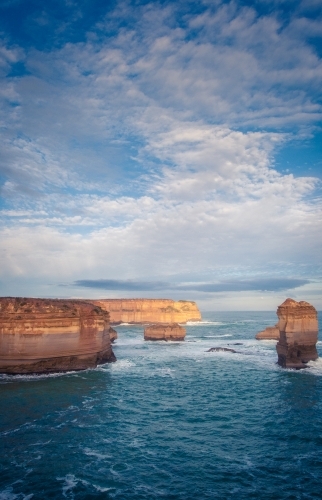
144 323 186 341
0 297 116 374
255 324 280 340
276 298 318 369
89 299 201 324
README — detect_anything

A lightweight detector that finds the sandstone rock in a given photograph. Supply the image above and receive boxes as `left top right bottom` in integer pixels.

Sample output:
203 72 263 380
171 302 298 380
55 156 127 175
109 326 118 342
207 347 236 353
0 297 116 374
144 323 186 341
276 298 318 369
89 299 201 324
255 324 280 340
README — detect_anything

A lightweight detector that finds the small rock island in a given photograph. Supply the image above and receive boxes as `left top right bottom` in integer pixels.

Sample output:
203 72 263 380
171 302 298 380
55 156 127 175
0 297 116 374
144 323 186 341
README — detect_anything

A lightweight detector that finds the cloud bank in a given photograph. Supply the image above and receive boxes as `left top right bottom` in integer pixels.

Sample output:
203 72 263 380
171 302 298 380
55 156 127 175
0 0 321 309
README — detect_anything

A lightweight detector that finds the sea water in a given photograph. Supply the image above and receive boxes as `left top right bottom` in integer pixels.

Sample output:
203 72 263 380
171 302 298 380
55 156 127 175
1 311 321 500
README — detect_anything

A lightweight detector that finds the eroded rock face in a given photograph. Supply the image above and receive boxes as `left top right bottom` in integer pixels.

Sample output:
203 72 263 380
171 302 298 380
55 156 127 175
255 325 280 340
90 299 201 324
276 298 318 369
109 326 118 343
0 297 116 374
144 323 186 341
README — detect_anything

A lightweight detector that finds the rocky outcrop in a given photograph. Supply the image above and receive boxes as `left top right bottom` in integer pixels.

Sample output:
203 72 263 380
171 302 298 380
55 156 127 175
109 326 118 343
0 297 116 374
256 324 280 340
144 323 186 341
276 298 318 369
90 299 201 324
207 347 236 353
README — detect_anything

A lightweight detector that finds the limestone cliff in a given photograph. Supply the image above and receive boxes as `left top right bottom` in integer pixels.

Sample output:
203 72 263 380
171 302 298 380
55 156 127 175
89 299 201 324
255 324 280 340
276 298 318 369
144 323 186 341
0 297 116 374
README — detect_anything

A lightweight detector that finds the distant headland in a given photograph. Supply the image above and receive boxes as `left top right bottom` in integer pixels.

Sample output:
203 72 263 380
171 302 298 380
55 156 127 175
87 298 201 324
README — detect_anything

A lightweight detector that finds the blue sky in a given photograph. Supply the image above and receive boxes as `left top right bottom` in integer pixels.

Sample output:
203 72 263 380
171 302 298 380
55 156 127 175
0 0 321 310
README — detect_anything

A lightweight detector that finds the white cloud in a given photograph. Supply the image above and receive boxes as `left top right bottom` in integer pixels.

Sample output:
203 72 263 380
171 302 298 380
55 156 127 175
0 0 321 305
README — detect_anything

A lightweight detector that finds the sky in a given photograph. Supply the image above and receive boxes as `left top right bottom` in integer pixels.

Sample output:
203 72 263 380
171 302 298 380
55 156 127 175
0 0 321 311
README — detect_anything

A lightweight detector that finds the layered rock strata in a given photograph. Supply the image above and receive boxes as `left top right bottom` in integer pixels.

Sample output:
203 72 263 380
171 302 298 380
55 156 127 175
255 324 280 340
0 297 116 374
276 299 318 369
144 323 186 341
90 299 201 324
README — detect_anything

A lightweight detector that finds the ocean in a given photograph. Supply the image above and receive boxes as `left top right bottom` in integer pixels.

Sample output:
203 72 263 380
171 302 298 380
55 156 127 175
1 311 322 500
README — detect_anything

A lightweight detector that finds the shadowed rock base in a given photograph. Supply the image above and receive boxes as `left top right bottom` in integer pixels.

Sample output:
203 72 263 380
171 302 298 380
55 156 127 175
276 299 318 369
109 327 118 342
0 348 116 375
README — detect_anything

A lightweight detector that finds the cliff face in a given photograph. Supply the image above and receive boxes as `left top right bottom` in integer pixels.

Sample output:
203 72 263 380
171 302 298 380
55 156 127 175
0 298 116 374
90 299 201 324
276 298 318 369
255 324 280 340
144 323 186 341
108 326 118 342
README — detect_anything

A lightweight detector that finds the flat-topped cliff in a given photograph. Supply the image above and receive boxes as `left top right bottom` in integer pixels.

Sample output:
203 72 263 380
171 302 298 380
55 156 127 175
0 297 116 374
276 298 318 369
89 299 201 324
144 323 186 341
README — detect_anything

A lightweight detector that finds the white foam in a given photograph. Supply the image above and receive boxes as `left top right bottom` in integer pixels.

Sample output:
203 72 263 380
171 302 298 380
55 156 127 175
186 321 225 326
203 334 232 338
57 474 78 498
83 448 112 460
0 371 79 383
306 357 322 375
0 489 33 500
106 359 136 372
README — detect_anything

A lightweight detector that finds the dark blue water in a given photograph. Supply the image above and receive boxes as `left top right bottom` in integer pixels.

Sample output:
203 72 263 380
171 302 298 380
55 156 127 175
1 312 322 500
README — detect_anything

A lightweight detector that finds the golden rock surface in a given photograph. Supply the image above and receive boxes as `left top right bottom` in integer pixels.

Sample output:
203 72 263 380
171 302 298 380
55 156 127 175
0 297 116 374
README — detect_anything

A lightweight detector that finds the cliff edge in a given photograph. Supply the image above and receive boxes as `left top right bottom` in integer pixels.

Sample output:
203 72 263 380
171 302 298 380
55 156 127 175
89 299 201 324
0 297 116 374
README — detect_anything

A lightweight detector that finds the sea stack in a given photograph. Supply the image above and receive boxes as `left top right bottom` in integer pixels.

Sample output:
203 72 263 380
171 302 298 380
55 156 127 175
144 323 186 341
276 298 318 369
0 297 116 374
255 324 280 340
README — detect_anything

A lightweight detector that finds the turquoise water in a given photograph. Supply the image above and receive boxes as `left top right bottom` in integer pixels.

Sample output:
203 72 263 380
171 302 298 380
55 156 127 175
1 311 322 499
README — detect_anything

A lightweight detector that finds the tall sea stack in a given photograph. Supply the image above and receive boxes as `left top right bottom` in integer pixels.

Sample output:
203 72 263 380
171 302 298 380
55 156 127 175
276 298 318 369
0 297 116 374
